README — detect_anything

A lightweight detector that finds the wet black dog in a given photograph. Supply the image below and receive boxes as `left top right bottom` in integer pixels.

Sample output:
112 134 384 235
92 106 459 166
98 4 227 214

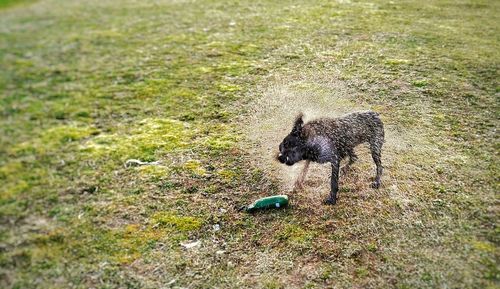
277 111 384 205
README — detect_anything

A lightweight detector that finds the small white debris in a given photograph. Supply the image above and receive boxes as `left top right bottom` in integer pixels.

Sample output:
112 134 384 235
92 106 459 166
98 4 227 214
216 250 225 255
124 159 161 168
167 279 176 285
180 240 201 249
229 21 236 26
213 224 220 231
99 261 108 268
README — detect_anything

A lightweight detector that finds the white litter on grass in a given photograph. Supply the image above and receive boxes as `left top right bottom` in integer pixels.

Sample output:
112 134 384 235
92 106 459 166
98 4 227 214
124 159 161 168
213 224 220 231
180 240 201 249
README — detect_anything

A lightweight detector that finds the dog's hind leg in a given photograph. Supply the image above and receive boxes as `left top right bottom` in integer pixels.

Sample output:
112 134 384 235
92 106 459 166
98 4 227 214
293 160 310 192
369 141 383 189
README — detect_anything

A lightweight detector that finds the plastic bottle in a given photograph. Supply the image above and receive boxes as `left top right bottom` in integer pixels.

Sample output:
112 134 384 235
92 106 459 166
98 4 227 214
245 195 289 213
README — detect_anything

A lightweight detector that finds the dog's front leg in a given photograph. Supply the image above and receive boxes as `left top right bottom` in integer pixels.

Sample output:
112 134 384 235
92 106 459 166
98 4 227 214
325 157 339 205
293 160 310 192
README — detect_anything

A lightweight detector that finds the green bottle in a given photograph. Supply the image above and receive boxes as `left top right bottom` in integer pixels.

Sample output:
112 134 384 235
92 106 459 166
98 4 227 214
245 195 289 213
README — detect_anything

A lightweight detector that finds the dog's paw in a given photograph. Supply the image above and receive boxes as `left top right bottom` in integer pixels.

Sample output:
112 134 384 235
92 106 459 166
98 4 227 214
323 197 337 205
371 181 380 189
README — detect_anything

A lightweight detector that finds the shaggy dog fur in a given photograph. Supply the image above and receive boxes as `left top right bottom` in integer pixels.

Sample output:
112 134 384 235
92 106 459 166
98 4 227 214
277 111 384 205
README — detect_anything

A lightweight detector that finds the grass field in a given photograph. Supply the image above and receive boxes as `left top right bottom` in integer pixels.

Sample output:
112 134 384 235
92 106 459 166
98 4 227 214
0 0 498 288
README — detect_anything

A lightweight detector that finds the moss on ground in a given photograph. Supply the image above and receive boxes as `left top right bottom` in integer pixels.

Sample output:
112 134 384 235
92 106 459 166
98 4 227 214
0 0 35 9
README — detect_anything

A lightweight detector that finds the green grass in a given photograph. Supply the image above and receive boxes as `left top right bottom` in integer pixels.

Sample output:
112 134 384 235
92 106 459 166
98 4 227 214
0 0 498 288
0 0 35 9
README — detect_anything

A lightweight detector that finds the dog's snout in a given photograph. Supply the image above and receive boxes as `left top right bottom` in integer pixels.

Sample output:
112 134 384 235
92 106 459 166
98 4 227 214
277 153 286 164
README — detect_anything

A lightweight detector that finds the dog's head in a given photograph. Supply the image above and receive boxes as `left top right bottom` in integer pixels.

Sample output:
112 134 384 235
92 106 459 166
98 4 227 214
277 113 306 166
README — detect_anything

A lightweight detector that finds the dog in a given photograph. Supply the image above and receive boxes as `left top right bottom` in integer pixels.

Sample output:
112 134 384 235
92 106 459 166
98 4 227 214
277 111 384 205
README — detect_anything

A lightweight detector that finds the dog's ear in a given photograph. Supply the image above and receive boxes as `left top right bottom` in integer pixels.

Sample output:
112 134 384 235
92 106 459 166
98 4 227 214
291 112 304 135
